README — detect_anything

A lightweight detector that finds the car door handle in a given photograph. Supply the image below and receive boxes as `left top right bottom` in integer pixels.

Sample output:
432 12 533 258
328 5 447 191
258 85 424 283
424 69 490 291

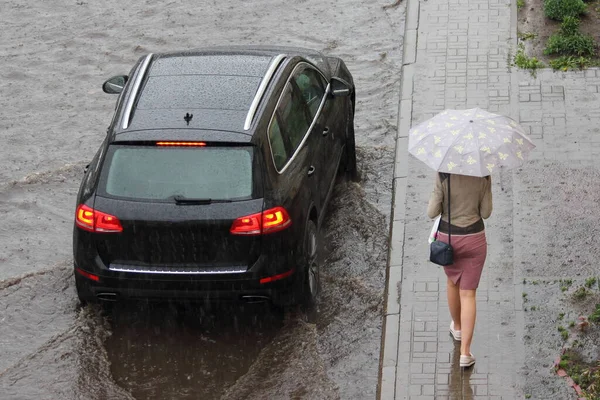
322 127 330 136
307 166 316 176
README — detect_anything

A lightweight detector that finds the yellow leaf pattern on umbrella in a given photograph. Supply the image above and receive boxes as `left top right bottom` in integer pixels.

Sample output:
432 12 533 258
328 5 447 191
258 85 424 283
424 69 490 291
434 136 441 144
517 151 523 159
487 127 496 133
427 122 435 128
435 150 442 158
486 163 495 173
481 146 491 154
479 132 487 139
509 120 517 127
499 152 508 160
467 156 477 164
445 123 454 128
411 129 419 136
463 132 473 140
503 137 512 143
476 114 484 118
447 162 457 171
419 134 425 140
417 147 426 155
450 129 460 136
454 145 464 154
450 116 458 120
516 138 523 145
486 119 496 125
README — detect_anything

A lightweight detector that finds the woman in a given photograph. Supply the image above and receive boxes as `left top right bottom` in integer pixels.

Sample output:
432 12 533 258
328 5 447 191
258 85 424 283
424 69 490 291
427 172 492 368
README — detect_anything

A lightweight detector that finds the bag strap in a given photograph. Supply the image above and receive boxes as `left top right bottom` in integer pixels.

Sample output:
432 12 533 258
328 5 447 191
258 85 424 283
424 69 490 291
447 174 451 245
438 173 451 245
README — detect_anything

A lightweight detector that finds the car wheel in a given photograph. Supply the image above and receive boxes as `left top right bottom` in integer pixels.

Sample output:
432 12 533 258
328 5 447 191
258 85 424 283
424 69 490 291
341 104 358 181
74 272 97 305
298 219 320 308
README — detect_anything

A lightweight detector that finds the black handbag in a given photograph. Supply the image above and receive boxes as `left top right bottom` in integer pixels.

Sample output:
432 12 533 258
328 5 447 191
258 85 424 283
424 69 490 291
430 173 454 266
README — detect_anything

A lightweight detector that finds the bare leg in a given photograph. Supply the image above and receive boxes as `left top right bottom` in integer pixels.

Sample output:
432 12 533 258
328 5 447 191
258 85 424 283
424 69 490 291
459 289 477 355
447 278 461 330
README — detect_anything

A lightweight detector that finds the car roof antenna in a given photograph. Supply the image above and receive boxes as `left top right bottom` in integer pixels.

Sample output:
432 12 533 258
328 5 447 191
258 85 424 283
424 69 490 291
184 112 193 126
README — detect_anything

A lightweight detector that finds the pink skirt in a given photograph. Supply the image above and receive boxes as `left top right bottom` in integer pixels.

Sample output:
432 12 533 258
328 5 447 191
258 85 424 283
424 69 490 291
436 231 487 290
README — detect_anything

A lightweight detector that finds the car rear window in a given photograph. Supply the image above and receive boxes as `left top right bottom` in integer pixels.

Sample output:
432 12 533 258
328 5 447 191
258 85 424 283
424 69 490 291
100 145 254 201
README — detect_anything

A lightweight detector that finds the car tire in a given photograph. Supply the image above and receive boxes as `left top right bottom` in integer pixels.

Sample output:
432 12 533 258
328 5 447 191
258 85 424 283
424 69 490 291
341 104 358 181
74 272 97 305
297 219 320 308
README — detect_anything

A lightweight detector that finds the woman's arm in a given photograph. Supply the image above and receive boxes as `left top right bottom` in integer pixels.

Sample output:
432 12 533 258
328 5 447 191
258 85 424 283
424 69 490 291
427 174 443 218
480 176 493 219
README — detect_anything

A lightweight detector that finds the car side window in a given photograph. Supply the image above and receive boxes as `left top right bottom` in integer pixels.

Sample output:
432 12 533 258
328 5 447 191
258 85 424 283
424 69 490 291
268 116 288 171
294 66 326 120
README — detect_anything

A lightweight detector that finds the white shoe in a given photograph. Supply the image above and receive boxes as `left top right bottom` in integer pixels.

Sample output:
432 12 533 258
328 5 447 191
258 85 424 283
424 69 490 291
460 353 476 368
450 321 461 341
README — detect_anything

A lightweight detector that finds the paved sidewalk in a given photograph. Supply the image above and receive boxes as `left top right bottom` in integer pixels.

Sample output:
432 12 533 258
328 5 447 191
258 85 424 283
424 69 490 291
377 0 600 396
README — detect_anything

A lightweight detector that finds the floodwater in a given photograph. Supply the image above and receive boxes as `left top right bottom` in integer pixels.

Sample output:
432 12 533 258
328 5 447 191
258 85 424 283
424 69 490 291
0 0 404 398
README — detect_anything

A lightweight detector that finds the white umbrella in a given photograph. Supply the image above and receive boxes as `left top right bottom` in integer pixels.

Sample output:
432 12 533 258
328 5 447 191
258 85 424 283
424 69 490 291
408 108 535 176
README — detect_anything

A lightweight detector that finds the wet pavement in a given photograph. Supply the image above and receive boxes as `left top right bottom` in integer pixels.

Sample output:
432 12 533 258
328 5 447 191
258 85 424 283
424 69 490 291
380 0 600 395
0 0 405 399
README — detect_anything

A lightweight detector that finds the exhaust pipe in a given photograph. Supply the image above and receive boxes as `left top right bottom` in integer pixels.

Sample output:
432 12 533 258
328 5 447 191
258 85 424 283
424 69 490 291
97 292 118 302
240 295 270 304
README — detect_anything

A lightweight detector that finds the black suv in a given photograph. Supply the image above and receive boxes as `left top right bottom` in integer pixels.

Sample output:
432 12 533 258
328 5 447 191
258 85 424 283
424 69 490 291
73 46 356 307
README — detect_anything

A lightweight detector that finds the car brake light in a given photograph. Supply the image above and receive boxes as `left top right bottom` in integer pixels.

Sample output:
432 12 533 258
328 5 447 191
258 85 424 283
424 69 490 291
156 141 206 147
75 204 123 233
230 206 291 235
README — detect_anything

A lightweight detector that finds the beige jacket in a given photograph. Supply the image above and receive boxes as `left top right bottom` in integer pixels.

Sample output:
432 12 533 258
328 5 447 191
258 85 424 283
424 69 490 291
427 173 493 227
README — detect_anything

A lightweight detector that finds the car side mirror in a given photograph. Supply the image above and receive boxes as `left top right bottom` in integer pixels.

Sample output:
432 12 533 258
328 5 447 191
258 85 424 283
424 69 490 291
102 75 128 94
330 76 352 97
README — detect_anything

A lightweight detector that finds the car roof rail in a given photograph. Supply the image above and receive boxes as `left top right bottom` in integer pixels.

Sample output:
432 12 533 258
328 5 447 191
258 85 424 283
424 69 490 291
243 54 286 131
122 53 154 130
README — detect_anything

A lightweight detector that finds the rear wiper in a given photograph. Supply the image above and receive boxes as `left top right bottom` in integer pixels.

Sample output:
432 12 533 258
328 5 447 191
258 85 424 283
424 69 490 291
171 195 232 205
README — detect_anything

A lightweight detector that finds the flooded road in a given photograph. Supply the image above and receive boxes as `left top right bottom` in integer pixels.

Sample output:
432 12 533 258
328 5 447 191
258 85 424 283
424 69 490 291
0 0 404 398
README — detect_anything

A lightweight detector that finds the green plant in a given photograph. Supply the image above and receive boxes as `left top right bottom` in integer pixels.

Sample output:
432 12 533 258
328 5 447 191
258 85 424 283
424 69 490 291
569 320 576 328
558 312 565 320
525 395 532 399
585 277 597 288
545 32 596 57
549 56 594 70
589 304 600 323
544 0 587 20
561 16 581 35
573 286 590 301
513 43 545 74
530 306 537 311
518 31 537 40
517 0 525 8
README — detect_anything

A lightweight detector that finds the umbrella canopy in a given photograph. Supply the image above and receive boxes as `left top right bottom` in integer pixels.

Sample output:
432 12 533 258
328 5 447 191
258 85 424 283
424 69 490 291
408 108 535 177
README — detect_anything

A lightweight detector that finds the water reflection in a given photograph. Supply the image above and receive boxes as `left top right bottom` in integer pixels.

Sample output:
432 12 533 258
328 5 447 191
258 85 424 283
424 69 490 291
104 301 283 399
447 346 474 400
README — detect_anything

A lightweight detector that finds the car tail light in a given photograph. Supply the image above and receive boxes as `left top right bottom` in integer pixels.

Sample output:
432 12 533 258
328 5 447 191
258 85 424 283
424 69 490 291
260 268 295 284
76 267 100 282
230 206 291 235
156 141 206 147
75 204 123 233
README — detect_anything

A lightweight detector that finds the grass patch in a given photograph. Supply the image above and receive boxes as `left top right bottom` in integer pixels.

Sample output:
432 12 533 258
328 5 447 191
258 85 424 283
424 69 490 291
517 0 525 9
573 287 591 301
585 277 597 289
513 43 545 74
518 31 537 41
544 17 597 57
544 0 587 20
558 350 600 399
590 304 600 323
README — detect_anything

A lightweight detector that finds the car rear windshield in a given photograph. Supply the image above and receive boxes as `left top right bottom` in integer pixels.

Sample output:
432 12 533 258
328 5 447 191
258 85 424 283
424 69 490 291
99 145 255 201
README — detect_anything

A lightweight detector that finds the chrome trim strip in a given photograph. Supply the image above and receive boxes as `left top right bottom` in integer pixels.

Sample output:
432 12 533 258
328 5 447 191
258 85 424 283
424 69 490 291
109 265 247 275
121 53 153 130
244 54 286 131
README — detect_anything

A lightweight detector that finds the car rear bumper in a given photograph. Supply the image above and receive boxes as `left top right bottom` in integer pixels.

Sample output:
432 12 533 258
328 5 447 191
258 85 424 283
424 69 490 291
74 263 299 304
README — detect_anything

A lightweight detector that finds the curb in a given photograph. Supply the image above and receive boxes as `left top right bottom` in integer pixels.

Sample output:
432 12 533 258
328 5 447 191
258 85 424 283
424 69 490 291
377 0 419 397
